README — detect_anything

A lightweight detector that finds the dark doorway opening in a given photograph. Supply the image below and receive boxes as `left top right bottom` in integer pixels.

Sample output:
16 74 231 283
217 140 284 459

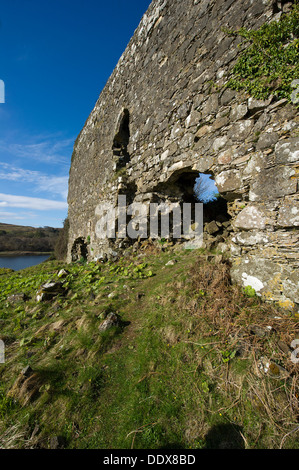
71 237 88 262
112 109 130 169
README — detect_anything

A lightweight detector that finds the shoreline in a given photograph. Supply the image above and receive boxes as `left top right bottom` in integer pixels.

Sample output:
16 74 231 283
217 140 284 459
0 251 52 257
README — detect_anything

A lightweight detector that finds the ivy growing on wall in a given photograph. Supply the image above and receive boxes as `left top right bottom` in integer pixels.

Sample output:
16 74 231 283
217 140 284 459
225 3 299 103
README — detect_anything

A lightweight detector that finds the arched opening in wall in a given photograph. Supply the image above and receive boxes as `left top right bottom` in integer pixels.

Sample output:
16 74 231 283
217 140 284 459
112 109 130 170
194 173 230 224
71 237 88 262
158 169 230 222
152 168 231 244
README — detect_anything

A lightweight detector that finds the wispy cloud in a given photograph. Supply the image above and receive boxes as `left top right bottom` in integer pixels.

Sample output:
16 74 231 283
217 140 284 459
0 163 69 200
0 210 29 220
0 134 74 165
0 134 70 226
0 193 68 211
0 210 40 222
36 175 69 200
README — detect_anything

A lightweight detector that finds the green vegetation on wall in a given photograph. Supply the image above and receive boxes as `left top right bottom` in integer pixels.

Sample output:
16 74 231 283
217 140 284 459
225 4 299 103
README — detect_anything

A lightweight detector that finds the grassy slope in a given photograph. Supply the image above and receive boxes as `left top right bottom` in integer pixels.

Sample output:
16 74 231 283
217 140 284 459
0 223 36 231
0 243 298 449
0 223 60 254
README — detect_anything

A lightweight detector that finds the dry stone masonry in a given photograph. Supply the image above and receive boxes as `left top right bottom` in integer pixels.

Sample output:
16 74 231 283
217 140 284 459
67 0 299 311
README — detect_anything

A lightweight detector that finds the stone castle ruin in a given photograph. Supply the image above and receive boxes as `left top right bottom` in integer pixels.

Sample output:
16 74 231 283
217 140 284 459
67 0 299 310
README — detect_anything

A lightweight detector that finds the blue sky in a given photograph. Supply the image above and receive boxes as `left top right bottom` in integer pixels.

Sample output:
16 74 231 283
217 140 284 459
0 0 152 227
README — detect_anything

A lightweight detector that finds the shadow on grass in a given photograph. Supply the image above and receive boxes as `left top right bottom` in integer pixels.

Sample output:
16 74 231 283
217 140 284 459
204 424 245 449
157 424 245 450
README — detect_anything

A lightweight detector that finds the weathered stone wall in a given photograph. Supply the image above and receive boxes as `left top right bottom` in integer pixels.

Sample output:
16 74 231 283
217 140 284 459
67 0 299 310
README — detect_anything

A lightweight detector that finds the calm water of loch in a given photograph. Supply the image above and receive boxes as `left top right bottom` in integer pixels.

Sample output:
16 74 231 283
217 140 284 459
0 255 49 271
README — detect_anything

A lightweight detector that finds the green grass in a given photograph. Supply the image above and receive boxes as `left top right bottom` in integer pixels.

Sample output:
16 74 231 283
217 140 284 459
0 244 298 449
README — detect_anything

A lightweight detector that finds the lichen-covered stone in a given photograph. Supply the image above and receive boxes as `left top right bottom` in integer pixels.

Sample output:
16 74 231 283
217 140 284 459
275 138 299 164
234 206 266 230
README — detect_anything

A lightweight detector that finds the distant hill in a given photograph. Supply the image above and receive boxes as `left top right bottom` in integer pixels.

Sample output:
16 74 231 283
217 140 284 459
0 222 61 254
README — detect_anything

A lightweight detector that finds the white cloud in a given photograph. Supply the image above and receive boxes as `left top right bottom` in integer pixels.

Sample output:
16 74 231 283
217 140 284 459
0 134 74 165
0 211 27 219
0 135 70 226
0 163 69 201
0 193 68 211
0 164 38 181
35 175 69 200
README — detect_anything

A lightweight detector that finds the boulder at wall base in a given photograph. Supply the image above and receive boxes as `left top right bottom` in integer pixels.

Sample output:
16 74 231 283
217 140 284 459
36 281 67 302
231 257 299 307
204 220 220 235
